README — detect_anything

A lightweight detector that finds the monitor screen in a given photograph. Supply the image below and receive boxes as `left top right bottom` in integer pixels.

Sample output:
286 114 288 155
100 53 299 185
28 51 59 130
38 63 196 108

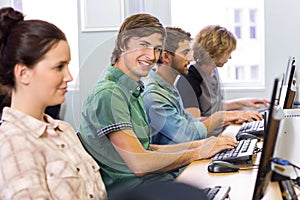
278 57 296 109
252 78 284 200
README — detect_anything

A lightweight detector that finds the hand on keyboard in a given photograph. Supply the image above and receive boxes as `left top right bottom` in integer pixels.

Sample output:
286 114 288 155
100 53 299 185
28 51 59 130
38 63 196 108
227 97 270 109
199 135 238 159
236 120 264 139
212 138 258 163
224 110 264 125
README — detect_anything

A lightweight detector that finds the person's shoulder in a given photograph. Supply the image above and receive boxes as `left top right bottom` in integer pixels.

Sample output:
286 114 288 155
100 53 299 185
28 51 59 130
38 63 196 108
142 78 165 98
0 124 31 147
95 77 117 93
84 80 117 104
187 65 203 81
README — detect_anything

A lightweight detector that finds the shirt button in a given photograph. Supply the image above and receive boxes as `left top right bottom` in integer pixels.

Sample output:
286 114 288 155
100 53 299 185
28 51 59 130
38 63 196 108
89 194 94 198
61 144 65 148
76 167 80 172
92 165 96 169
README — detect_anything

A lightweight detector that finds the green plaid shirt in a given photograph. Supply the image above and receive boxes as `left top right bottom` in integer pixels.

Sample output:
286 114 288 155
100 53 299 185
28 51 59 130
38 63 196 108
79 66 174 195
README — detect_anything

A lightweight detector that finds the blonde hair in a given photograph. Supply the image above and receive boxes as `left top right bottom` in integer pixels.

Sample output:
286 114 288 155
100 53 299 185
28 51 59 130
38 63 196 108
193 25 236 65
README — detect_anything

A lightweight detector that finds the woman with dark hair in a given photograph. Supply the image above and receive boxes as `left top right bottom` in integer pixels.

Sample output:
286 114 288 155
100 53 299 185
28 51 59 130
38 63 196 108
0 7 106 199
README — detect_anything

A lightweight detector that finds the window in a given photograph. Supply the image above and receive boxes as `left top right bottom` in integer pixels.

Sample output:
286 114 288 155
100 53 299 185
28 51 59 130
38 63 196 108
234 9 242 39
235 66 245 80
171 0 265 89
249 9 257 39
250 65 259 80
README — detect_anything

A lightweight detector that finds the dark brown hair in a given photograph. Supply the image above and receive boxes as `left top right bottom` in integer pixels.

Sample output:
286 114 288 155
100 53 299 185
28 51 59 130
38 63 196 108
157 26 191 64
0 7 67 87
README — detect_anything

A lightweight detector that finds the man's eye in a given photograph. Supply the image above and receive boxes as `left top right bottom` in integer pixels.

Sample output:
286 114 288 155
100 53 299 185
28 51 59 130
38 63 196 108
140 43 149 48
154 47 162 53
55 65 64 71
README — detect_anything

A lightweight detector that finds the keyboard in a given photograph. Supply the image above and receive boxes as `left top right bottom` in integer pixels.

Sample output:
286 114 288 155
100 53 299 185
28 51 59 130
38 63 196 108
202 186 231 200
212 139 258 163
236 120 264 138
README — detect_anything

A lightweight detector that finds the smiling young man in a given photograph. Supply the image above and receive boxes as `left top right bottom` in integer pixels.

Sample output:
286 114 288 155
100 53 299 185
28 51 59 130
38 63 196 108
79 15 237 197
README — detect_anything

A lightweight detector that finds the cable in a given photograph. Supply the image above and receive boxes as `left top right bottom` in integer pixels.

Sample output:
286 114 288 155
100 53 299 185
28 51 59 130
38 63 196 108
272 157 300 170
237 163 260 170
293 166 300 187
272 157 300 189
239 166 259 170
254 146 263 153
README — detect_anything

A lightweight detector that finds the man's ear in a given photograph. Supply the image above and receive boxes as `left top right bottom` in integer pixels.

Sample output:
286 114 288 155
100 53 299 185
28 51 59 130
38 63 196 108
14 63 31 85
161 51 172 64
120 44 127 52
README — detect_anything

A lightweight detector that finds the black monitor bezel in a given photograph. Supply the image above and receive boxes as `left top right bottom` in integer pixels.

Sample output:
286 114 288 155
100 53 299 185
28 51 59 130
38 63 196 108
280 57 296 109
252 78 282 200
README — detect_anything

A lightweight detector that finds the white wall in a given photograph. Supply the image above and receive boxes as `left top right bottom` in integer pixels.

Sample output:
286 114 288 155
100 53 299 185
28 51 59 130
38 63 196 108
64 0 300 129
264 0 300 97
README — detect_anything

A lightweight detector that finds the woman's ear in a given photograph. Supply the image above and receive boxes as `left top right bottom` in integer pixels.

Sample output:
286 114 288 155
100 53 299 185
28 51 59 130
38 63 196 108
14 63 31 85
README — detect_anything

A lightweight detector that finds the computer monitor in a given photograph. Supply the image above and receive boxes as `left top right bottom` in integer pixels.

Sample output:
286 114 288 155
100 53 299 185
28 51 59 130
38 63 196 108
252 78 284 200
278 57 296 109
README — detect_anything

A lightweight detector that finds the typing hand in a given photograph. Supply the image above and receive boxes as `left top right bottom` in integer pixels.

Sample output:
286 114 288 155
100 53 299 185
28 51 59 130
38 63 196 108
237 98 270 109
199 135 237 159
225 110 263 125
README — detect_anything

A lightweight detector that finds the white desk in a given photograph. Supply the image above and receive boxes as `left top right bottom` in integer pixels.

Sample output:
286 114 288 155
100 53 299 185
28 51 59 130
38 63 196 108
176 125 282 200
176 159 282 200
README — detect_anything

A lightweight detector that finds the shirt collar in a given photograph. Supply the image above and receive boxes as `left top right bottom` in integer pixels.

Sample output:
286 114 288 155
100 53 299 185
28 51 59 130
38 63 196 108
2 107 60 138
147 69 177 94
107 66 145 98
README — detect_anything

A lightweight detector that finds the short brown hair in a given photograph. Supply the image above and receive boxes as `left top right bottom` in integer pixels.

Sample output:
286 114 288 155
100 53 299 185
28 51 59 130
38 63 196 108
110 13 165 65
157 27 191 64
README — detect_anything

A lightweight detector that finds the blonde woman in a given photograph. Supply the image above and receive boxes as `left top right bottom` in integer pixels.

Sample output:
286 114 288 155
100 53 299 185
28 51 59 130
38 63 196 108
177 25 268 121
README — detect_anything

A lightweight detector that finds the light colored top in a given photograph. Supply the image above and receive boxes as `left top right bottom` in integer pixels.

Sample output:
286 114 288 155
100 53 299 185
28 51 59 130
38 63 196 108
79 66 174 195
0 107 107 200
142 70 207 145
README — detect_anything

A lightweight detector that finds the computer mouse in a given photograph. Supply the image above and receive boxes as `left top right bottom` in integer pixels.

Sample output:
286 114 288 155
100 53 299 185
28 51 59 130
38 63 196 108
207 161 239 173
236 132 260 141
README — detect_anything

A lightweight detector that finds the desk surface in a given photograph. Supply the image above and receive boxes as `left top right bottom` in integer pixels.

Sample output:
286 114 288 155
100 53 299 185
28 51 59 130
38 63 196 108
176 159 282 200
176 125 282 200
